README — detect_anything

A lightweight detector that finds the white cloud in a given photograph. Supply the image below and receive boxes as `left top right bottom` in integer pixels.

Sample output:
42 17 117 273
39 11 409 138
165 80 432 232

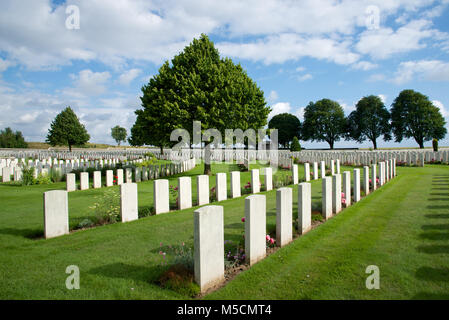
0 58 14 72
351 61 378 71
218 33 360 65
392 59 449 84
378 94 387 104
367 73 386 82
267 90 278 103
118 68 142 86
356 19 441 59
0 0 445 70
65 69 111 97
432 100 449 117
268 102 292 119
297 73 313 81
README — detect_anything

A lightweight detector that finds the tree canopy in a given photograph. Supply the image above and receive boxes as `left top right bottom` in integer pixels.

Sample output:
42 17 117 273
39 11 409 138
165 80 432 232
391 89 446 148
290 136 301 151
301 99 346 149
346 95 391 149
111 125 127 146
129 34 270 173
268 113 301 148
0 127 28 148
46 106 90 151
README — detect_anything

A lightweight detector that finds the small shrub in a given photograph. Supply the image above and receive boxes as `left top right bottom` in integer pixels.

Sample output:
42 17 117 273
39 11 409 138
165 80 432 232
90 189 120 225
35 173 52 185
433 138 438 152
158 264 200 297
77 218 94 229
21 166 35 186
138 206 155 218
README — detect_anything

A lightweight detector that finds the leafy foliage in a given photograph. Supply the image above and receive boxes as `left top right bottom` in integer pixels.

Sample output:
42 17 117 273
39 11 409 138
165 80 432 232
111 125 127 146
268 113 301 148
346 95 391 149
129 34 270 166
391 90 447 148
290 136 301 151
46 107 90 151
302 99 346 149
0 127 28 148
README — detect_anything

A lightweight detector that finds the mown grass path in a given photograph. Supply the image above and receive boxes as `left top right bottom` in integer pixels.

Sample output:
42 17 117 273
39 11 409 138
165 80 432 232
207 165 449 299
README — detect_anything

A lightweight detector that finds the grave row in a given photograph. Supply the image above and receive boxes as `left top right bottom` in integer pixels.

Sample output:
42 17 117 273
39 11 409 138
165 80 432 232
194 159 396 292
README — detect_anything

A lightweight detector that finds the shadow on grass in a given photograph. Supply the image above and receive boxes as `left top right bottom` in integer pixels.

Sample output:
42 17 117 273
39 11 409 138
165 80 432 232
89 262 163 283
415 267 449 282
0 227 43 239
421 224 449 231
427 206 449 210
419 232 449 240
427 198 449 201
416 245 449 254
425 214 449 219
429 193 449 196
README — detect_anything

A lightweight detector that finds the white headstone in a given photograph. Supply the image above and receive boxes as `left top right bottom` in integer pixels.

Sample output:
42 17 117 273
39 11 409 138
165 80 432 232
332 174 342 214
298 183 311 234
276 187 293 247
322 176 332 220
178 176 192 210
245 194 266 265
194 205 225 293
216 172 227 202
251 169 260 193
66 173 76 192
230 171 241 198
154 179 169 214
353 169 361 202
197 175 210 206
43 190 69 239
120 183 138 222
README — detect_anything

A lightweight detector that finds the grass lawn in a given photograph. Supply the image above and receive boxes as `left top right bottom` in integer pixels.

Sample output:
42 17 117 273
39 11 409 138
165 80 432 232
0 163 448 299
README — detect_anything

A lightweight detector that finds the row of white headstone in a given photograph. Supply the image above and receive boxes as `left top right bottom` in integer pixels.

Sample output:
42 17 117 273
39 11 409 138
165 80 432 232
44 166 271 238
65 159 196 192
193 159 397 293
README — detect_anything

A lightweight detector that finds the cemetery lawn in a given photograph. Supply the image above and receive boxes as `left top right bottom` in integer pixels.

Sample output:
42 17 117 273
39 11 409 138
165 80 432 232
0 164 448 299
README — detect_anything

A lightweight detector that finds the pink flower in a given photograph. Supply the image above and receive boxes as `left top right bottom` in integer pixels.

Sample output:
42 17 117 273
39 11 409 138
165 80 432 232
241 217 245 222
342 198 346 204
269 238 275 244
369 179 372 183
341 192 345 198
266 235 271 241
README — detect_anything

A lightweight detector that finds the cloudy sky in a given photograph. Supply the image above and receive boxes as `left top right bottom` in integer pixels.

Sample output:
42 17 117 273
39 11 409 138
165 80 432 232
0 0 448 148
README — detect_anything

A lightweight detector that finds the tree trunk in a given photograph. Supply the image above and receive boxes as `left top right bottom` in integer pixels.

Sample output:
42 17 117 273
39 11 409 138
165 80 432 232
419 142 424 149
373 139 377 150
69 144 72 152
160 145 164 154
329 141 334 150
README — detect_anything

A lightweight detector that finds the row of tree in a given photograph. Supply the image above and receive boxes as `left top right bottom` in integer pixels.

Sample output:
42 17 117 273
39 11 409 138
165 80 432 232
269 90 447 150
0 127 28 148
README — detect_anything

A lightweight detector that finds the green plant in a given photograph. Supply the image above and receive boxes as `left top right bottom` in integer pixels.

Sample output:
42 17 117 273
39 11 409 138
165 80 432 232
89 189 121 225
21 166 35 186
35 173 52 185
433 138 438 152
290 136 301 151
138 206 155 218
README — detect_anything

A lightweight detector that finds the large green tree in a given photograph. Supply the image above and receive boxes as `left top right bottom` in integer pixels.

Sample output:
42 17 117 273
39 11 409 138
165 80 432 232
111 125 127 146
0 127 28 148
391 90 446 148
268 113 301 149
46 107 90 151
129 34 270 174
302 99 346 149
346 95 391 149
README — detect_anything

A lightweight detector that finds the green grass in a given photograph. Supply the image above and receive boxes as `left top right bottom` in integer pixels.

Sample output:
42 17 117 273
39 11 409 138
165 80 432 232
0 163 448 299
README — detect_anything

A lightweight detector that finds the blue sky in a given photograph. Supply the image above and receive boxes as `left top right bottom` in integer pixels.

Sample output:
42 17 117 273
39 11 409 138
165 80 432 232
0 0 448 148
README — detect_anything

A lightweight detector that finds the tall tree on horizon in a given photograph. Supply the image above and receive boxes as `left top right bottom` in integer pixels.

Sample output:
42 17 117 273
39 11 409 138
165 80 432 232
301 99 346 149
129 34 270 174
46 106 90 152
390 89 446 148
346 95 391 149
